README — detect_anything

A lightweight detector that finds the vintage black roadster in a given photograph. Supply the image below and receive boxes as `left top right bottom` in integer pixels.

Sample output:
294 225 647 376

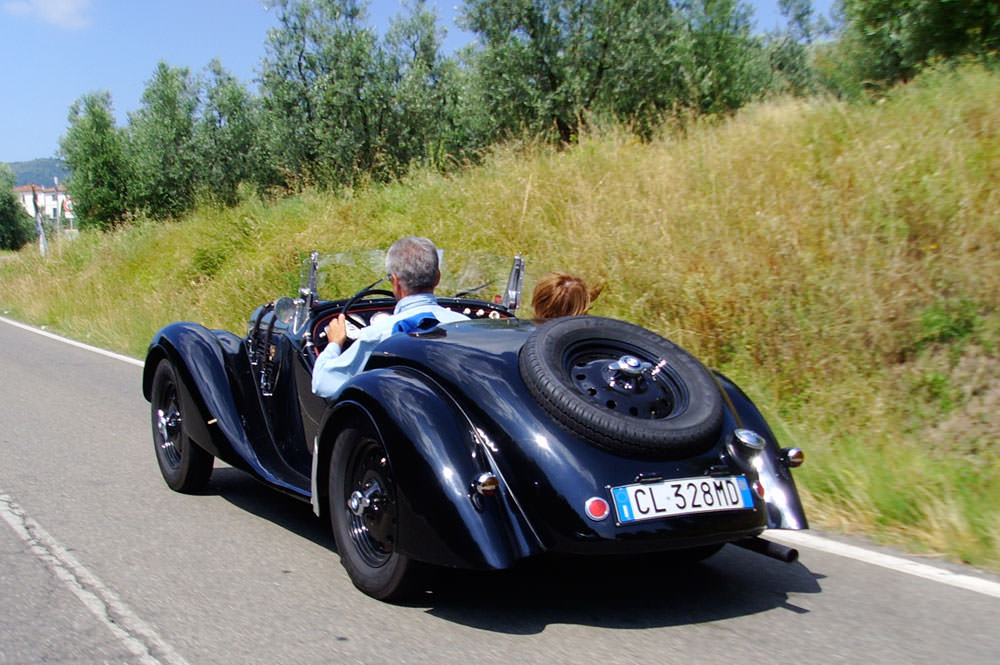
142 251 807 600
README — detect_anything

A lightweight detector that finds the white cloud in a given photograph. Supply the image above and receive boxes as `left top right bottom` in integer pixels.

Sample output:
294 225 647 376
2 0 92 30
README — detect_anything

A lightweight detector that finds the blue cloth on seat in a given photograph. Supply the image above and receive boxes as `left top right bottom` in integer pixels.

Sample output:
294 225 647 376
392 312 440 334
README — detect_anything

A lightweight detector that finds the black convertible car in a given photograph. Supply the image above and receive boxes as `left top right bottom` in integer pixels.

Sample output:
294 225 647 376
143 251 807 600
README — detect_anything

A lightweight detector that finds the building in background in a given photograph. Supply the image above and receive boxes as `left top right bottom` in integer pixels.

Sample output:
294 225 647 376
12 184 75 222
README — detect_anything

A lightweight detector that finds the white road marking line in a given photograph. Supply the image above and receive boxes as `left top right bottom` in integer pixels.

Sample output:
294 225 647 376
0 493 191 665
3 315 999 601
0 315 143 367
767 530 1000 599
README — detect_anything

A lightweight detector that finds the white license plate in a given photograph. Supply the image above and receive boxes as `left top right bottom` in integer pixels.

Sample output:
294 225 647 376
611 476 753 524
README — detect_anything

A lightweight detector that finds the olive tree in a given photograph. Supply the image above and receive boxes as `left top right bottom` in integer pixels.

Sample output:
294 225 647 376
60 91 132 230
195 59 274 205
840 0 1000 85
259 0 385 188
127 62 199 219
459 0 770 142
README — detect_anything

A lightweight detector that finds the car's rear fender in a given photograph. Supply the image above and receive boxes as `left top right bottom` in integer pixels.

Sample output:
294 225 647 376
314 367 544 571
714 372 809 530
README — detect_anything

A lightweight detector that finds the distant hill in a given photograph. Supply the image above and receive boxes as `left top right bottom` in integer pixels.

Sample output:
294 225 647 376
5 158 70 187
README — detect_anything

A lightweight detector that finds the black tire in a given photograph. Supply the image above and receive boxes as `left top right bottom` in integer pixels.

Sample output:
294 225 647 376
518 316 724 459
149 359 214 493
329 422 419 601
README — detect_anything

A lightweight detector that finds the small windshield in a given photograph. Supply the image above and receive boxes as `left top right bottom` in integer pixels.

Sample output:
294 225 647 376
299 249 526 305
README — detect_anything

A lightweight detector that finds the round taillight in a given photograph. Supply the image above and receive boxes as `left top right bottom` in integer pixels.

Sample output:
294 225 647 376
585 497 610 521
752 480 765 499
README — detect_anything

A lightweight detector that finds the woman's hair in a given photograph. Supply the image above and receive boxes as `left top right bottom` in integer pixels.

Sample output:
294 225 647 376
385 236 440 294
531 272 602 319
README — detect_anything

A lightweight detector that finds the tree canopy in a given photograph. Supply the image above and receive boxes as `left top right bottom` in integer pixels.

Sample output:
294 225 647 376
51 0 1000 230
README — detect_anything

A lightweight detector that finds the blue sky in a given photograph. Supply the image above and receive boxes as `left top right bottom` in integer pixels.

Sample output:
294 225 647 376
1 0 834 164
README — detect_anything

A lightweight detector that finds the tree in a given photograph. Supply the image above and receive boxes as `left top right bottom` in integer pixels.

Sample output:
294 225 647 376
127 62 199 219
60 91 131 230
0 163 33 250
764 0 832 95
195 59 274 205
459 0 770 143
259 0 385 188
840 0 1000 85
677 0 770 115
382 1 468 170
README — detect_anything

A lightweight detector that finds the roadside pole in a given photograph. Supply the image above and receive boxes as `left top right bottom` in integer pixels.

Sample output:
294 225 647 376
54 177 62 239
31 184 48 256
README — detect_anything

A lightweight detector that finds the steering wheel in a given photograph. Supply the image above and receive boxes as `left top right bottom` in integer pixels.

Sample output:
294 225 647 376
314 289 396 355
340 288 396 330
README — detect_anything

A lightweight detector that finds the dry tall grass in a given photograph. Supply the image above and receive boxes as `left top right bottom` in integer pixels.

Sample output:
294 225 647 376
2 64 997 569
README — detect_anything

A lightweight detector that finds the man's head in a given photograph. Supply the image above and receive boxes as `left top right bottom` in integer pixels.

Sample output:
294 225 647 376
385 236 441 297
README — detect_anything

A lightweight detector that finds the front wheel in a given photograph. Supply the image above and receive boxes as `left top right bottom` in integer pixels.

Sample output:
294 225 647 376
329 422 420 600
149 359 213 493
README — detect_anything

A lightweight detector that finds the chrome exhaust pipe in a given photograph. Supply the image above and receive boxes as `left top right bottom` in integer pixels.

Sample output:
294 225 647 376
734 536 799 563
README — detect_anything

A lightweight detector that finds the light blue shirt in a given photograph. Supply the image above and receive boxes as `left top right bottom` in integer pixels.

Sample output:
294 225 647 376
311 293 469 399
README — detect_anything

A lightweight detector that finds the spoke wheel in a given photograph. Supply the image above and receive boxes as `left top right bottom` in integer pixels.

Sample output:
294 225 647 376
329 422 419 600
149 359 213 493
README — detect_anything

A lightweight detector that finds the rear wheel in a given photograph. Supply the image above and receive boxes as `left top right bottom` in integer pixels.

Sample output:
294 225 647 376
329 422 419 600
149 359 213 493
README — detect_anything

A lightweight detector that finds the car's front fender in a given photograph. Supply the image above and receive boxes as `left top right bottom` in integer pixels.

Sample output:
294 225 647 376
314 367 543 570
144 322 303 494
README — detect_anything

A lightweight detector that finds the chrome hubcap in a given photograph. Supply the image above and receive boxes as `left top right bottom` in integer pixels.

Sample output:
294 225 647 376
348 479 383 517
156 405 183 467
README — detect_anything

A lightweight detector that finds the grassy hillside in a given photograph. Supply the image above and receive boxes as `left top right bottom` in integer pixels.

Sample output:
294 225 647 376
2 64 998 570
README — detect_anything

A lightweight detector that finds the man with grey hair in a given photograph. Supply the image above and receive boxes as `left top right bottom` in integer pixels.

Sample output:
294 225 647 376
312 236 468 399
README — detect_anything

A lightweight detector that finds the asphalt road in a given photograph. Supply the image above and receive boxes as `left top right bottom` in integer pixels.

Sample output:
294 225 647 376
1 316 999 665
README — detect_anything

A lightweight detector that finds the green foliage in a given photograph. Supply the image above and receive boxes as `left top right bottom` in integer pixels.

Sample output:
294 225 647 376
382 1 477 169
679 0 772 114
259 0 385 187
59 91 132 230
917 299 980 349
840 0 1000 86
459 0 774 142
763 0 834 95
914 370 958 412
56 1 842 221
195 60 274 206
0 164 34 250
127 62 200 219
57 0 1000 230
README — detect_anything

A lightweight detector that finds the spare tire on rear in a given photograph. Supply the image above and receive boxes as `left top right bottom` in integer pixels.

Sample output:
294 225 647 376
518 316 724 459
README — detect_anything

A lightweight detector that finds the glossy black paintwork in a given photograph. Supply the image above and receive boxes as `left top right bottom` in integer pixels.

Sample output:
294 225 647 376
143 296 806 570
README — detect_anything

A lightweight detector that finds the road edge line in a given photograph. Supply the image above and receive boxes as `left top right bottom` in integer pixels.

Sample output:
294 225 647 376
767 530 1000 599
0 315 143 367
0 493 191 665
